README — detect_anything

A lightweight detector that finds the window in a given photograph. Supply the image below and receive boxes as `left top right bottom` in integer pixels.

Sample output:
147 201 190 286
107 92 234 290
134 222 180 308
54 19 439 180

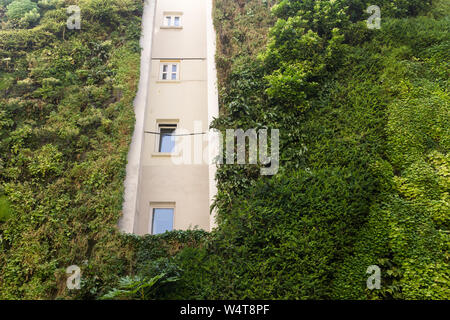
149 202 175 234
160 62 179 81
158 124 177 153
165 16 172 26
163 14 182 27
151 208 174 234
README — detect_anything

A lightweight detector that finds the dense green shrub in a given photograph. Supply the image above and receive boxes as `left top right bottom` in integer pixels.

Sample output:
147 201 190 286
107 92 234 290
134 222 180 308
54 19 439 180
203 168 377 299
6 0 37 20
0 195 13 222
203 0 449 300
0 0 143 299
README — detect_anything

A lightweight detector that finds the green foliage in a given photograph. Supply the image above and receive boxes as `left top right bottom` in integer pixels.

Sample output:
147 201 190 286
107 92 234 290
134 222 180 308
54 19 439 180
91 230 209 300
21 7 40 26
272 0 432 22
37 0 63 9
6 0 37 20
0 0 448 300
0 195 13 222
100 272 179 300
204 0 449 300
0 0 143 299
203 168 376 299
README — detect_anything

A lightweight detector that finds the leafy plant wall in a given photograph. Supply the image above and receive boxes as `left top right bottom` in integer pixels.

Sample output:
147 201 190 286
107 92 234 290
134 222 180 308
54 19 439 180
0 0 143 299
0 0 448 300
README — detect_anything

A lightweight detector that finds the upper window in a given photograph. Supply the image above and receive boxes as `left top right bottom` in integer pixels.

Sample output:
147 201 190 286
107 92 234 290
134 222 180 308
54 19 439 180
151 208 174 234
163 14 182 27
158 124 177 153
160 62 179 81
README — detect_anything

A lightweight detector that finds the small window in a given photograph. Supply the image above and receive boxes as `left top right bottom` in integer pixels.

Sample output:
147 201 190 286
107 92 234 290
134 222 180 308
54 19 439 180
160 62 179 81
152 208 174 234
158 124 177 153
163 15 182 27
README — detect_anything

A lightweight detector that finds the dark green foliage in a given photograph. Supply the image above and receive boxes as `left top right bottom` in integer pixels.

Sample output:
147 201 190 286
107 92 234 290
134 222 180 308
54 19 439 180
200 0 449 300
99 230 210 300
205 168 376 299
0 195 13 222
127 230 209 275
100 272 180 300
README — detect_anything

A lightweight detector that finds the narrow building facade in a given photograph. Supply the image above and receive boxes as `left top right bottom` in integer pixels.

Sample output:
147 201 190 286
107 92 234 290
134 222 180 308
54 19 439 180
120 0 218 235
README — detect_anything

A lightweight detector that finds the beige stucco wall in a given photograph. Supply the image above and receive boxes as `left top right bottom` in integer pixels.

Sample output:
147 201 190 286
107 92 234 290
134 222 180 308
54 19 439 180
152 0 206 59
130 0 214 235
134 166 210 235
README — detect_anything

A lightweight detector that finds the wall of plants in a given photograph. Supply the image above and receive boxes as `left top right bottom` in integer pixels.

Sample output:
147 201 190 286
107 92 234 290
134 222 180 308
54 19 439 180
0 0 448 300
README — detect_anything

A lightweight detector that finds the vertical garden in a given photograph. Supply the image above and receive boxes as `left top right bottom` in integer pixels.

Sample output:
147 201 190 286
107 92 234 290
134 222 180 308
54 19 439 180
0 0 143 298
0 0 448 299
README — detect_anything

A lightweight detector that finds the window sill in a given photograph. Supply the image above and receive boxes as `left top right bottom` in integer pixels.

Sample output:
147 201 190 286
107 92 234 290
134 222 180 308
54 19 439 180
152 152 180 158
160 26 183 30
156 80 181 84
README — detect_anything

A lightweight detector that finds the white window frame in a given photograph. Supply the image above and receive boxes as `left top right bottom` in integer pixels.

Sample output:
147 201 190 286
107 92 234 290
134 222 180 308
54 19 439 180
162 12 183 28
157 123 177 153
159 61 180 81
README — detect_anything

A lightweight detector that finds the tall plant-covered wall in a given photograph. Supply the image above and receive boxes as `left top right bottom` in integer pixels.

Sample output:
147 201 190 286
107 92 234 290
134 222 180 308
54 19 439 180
0 0 143 299
0 0 448 300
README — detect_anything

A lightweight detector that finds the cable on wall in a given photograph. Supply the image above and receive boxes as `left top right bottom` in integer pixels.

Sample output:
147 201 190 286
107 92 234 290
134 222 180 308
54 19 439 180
144 131 208 136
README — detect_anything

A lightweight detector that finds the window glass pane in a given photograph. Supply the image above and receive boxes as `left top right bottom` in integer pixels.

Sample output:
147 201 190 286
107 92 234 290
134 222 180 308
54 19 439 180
152 208 173 234
159 128 175 152
161 64 168 80
174 16 180 26
171 64 178 80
